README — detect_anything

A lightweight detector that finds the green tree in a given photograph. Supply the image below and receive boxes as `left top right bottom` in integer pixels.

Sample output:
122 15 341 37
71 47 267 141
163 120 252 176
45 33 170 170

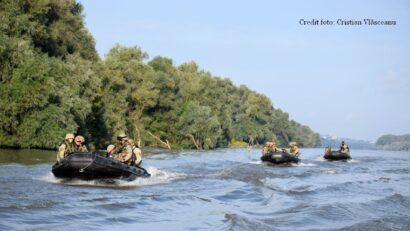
0 0 321 150
0 0 100 149
175 101 221 149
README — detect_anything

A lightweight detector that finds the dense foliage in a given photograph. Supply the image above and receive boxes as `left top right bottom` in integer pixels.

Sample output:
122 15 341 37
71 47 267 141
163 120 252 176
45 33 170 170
0 0 320 150
376 134 410 151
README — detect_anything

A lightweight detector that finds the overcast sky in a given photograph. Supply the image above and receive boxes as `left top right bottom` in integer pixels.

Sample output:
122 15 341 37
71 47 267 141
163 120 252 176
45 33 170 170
80 0 410 142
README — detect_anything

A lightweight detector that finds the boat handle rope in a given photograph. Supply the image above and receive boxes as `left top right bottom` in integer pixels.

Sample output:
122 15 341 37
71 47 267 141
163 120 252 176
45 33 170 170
79 153 97 173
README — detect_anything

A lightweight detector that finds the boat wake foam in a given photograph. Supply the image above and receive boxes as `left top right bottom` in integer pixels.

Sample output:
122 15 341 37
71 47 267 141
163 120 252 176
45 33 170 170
249 160 262 165
122 166 187 187
292 162 317 167
314 156 327 161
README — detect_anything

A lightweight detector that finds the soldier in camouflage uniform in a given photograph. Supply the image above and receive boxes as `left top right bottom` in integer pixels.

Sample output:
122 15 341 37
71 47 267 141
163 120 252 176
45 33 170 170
262 142 280 155
73 135 88 152
111 134 132 163
339 141 349 154
57 133 75 162
325 145 332 154
127 139 142 166
288 142 300 158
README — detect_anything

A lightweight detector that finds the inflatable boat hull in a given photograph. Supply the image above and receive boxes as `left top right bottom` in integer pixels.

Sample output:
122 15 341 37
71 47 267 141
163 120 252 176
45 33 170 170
52 152 150 181
324 151 351 161
261 152 300 164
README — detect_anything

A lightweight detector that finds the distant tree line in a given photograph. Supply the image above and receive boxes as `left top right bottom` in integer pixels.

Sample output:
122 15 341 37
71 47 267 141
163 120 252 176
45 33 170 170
0 0 320 150
320 136 375 150
376 134 410 151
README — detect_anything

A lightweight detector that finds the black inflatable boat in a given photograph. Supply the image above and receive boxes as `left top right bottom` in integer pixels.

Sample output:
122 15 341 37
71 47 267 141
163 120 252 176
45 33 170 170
52 152 150 181
261 152 300 165
324 151 351 161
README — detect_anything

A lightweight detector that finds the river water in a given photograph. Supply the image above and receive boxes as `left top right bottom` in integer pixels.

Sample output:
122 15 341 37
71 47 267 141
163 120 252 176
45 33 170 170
0 148 409 230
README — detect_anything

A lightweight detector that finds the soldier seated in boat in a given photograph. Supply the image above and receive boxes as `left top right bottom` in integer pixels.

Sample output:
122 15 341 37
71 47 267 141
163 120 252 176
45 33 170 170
262 142 273 155
339 141 349 154
127 139 142 166
73 135 88 152
57 133 75 162
112 134 132 164
262 142 279 155
288 142 300 158
106 144 116 158
325 145 332 154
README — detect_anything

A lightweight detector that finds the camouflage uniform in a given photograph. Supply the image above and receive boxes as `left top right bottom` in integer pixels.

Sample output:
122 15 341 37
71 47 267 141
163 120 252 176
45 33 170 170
112 143 132 163
111 145 120 160
73 135 88 152
339 144 349 154
74 144 88 152
262 142 280 155
131 145 142 166
289 145 300 158
262 146 274 155
125 139 143 166
325 146 332 154
57 140 76 162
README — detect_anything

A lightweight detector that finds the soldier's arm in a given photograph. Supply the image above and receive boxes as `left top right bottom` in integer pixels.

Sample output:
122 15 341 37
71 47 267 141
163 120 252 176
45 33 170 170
110 146 120 159
111 146 120 154
57 144 66 161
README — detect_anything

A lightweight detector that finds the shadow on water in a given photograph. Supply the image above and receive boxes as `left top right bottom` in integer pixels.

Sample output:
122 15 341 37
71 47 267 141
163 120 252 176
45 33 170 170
0 149 56 165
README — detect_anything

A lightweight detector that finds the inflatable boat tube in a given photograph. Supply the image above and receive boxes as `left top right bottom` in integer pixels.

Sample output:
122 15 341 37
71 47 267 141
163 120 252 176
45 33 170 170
324 151 351 161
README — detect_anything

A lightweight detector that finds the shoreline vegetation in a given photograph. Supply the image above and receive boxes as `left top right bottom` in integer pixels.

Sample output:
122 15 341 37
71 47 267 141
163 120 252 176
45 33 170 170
0 0 320 151
376 134 410 151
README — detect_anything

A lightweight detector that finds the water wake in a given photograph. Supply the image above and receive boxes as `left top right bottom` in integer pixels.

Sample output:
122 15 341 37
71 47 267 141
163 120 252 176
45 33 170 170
292 162 317 167
314 155 359 163
314 156 326 161
122 166 187 187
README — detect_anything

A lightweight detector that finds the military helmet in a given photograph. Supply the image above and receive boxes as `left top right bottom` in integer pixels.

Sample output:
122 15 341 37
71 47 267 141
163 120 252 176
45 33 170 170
107 144 115 153
127 139 135 145
75 135 85 143
65 133 75 140
117 133 127 141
